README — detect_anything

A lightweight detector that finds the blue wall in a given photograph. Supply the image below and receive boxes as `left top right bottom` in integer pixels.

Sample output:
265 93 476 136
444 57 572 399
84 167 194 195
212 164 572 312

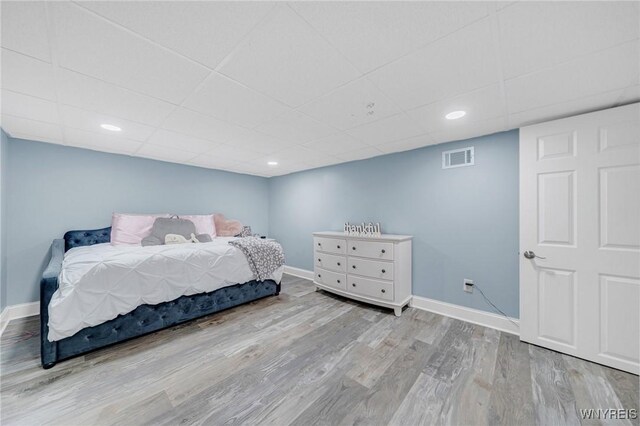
269 131 520 317
2 130 520 318
0 130 8 311
3 137 269 305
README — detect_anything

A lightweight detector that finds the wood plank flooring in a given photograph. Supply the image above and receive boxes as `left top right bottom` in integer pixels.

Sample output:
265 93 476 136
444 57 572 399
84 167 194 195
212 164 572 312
1 274 638 425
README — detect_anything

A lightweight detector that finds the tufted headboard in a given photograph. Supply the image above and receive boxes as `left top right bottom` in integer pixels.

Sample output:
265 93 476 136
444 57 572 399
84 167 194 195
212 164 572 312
63 227 111 252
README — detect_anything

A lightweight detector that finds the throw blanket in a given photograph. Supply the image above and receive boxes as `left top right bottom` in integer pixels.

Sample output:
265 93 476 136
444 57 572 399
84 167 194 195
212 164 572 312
229 237 285 281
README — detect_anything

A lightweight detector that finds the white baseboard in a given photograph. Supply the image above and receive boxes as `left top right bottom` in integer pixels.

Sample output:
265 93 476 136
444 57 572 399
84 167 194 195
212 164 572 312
410 295 519 336
283 265 314 280
0 302 39 336
281 265 519 336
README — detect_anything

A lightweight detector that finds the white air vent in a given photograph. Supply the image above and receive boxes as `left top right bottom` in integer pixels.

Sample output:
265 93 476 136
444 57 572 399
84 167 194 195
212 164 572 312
442 147 474 169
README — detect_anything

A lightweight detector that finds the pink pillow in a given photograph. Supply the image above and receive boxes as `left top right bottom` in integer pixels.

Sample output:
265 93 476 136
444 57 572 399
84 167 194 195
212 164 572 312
214 213 243 237
179 214 216 238
111 213 169 245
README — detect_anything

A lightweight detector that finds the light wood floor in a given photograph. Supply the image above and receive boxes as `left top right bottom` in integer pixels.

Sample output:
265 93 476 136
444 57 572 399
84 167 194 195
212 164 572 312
1 274 638 426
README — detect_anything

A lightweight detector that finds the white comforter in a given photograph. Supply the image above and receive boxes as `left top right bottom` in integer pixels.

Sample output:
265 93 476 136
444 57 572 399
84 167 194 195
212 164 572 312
48 238 283 341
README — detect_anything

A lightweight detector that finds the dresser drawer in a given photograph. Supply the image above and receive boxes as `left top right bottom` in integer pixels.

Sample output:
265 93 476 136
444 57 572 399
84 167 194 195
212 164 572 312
314 237 346 255
348 257 393 281
347 276 393 302
314 268 346 291
348 240 394 260
315 252 346 273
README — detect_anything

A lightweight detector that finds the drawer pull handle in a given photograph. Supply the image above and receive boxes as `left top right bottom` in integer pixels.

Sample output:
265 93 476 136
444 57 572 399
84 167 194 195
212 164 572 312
318 258 321 262
352 265 356 269
381 249 386 254
381 289 386 293
352 283 356 287
337 262 341 266
337 245 341 249
337 279 341 284
382 269 386 273
318 274 321 278
317 242 321 246
352 247 356 250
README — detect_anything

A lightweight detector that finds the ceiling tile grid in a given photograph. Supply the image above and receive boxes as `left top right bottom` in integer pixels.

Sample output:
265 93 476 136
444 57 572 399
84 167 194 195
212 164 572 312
1 1 637 177
217 4 361 108
50 2 211 105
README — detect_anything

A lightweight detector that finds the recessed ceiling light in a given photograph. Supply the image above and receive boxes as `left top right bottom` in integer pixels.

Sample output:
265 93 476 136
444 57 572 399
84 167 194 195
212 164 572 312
100 124 122 132
445 110 466 120
267 161 278 166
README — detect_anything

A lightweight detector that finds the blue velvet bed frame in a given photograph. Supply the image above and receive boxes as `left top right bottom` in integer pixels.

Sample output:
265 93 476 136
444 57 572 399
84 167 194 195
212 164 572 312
40 226 280 369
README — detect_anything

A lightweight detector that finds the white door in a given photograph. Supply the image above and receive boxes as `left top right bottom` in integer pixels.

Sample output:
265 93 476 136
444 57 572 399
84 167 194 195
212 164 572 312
520 103 640 374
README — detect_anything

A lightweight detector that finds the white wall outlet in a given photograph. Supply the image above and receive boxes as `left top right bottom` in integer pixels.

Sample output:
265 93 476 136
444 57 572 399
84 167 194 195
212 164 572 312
464 279 474 293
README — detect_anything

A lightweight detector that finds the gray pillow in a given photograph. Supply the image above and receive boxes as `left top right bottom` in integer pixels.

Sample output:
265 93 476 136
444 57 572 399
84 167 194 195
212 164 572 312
141 217 212 246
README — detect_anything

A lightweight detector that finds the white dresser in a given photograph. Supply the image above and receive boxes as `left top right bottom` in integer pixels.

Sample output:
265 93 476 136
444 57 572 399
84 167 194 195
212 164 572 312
312 231 412 316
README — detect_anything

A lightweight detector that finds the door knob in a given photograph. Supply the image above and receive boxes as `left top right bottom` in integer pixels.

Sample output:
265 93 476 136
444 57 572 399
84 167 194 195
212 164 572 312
524 250 546 260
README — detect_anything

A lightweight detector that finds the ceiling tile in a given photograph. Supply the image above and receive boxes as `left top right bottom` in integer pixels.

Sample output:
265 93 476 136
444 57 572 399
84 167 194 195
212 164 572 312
298 77 402 130
499 2 640 79
162 109 290 153
1 49 56 101
245 155 314 176
227 162 274 177
137 144 199 163
2 90 59 124
508 88 627 129
1 114 62 142
206 144 264 162
334 146 385 162
268 145 338 167
272 162 315 176
428 116 508 145
146 129 220 155
162 107 246 144
64 127 142 155
183 73 289 128
303 133 369 155
57 70 175 127
77 1 274 69
495 2 518 11
291 2 488 73
59 105 155 142
368 18 500 110
346 113 426 145
218 5 361 107
254 110 336 144
407 84 507 134
51 2 210 104
227 132 291 154
188 154 240 171
506 41 639 114
617 85 640 106
1 1 51 63
376 134 436 154
1 1 636 178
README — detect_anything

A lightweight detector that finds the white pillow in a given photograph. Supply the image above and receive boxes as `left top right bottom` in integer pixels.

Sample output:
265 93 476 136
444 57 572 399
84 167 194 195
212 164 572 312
176 214 216 238
110 213 169 245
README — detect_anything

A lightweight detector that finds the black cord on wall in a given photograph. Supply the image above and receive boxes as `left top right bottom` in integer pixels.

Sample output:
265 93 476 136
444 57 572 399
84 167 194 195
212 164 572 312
471 282 519 329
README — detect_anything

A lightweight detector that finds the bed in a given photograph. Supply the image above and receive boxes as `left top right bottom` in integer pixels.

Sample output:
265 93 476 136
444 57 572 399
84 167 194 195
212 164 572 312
40 226 281 369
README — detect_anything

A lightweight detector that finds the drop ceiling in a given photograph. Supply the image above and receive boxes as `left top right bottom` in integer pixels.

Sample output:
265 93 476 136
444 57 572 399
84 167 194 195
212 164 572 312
1 1 638 177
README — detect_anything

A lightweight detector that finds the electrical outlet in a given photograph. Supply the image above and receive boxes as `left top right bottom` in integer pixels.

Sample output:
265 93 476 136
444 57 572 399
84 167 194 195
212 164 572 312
464 279 474 293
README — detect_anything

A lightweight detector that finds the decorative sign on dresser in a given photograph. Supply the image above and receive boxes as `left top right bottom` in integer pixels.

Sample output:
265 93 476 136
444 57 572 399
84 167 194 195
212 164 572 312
313 231 412 316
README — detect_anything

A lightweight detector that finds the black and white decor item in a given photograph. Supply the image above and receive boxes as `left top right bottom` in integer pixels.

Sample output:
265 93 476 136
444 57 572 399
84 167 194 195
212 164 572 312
343 222 382 237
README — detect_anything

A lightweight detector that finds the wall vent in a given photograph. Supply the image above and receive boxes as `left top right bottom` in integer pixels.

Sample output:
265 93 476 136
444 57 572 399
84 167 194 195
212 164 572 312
442 147 474 169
